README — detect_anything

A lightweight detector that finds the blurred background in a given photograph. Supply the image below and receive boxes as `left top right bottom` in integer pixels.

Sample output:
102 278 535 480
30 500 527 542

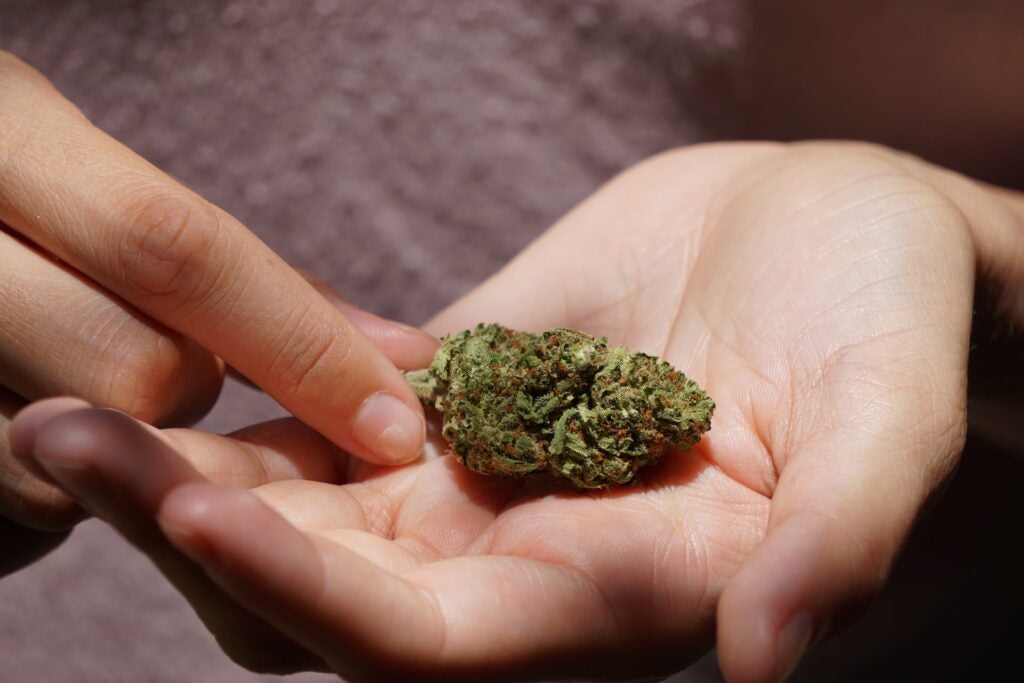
1 1 1023 680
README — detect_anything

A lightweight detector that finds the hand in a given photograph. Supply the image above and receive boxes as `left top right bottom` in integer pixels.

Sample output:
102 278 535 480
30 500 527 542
0 51 435 569
14 142 1024 681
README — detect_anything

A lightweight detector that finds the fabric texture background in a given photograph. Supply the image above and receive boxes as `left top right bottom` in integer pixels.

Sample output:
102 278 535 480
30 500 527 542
1 1 1023 681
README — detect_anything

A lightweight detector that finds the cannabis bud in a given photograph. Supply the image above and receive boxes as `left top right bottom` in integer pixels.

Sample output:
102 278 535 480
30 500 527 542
406 324 714 489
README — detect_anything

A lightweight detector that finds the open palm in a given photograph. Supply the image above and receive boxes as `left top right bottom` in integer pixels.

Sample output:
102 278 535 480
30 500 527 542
16 143 1024 682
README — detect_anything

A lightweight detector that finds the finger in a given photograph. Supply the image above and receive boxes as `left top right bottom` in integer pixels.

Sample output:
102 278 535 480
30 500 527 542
14 401 348 491
225 270 440 389
15 399 425 673
0 52 423 465
24 406 325 673
718 372 970 679
8 396 91 482
706 147 979 682
296 268 438 371
861 148 1024 323
0 228 222 425
237 480 427 574
158 483 447 680
165 417 347 488
0 391 78 573
161 485 646 681
1 392 85 530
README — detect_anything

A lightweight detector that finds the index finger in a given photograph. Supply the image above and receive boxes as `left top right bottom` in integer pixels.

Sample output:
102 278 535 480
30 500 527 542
0 53 424 465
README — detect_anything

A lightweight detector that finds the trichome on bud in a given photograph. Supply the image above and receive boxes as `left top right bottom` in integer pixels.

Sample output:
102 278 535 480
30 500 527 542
406 323 714 489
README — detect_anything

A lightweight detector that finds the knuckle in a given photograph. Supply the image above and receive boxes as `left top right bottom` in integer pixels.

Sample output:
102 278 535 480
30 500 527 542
78 328 171 423
104 337 188 423
268 311 352 401
116 189 224 310
90 325 221 425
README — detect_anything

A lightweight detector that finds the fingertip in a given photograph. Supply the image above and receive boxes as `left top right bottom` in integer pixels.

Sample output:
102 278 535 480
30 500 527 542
718 512 878 683
351 392 426 466
4 398 93 530
718 598 812 683
29 407 202 523
27 408 149 516
32 407 140 474
717 574 783 683
717 517 820 683
9 398 92 473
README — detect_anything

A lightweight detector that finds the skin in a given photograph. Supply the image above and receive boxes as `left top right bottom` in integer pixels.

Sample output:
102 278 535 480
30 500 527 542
0 51 437 569
13 143 1024 682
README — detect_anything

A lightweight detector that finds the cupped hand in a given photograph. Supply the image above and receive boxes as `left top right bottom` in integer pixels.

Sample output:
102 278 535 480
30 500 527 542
14 142 1024 682
0 51 435 566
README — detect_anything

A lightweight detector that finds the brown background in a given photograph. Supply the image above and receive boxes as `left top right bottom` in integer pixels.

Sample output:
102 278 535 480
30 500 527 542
1 1 1023 681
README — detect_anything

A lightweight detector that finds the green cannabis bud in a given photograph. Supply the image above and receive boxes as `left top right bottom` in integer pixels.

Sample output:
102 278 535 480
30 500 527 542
406 323 714 489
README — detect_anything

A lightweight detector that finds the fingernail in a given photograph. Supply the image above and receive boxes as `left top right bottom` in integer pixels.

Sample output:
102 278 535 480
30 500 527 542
775 611 813 681
34 451 90 474
34 451 93 494
33 453 106 515
352 393 425 464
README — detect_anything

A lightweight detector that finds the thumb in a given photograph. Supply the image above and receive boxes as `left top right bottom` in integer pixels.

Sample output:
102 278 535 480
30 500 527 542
717 397 967 682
